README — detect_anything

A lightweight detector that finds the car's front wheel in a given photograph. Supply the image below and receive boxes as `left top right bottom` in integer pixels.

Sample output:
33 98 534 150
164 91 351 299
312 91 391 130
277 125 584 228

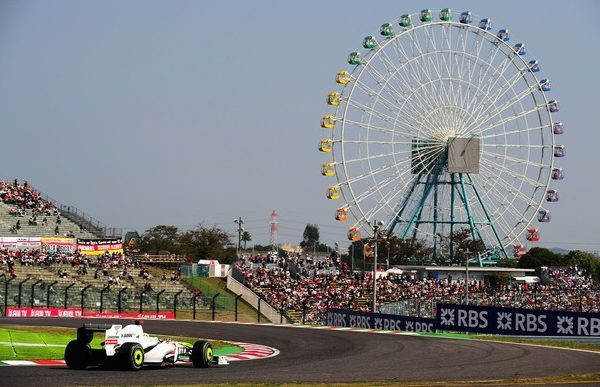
191 340 212 368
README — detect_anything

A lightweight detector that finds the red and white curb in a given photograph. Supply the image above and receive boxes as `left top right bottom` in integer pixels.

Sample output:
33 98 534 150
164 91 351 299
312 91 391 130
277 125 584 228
223 341 279 361
1 359 65 366
0 340 279 366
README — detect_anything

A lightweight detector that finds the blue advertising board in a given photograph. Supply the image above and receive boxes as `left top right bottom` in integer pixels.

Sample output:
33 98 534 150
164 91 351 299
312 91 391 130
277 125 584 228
436 303 600 336
326 308 436 333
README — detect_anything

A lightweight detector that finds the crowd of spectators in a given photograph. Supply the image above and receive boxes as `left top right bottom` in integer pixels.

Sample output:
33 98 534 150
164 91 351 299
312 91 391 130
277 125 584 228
0 248 172 292
1 180 57 227
0 180 84 236
237 253 600 322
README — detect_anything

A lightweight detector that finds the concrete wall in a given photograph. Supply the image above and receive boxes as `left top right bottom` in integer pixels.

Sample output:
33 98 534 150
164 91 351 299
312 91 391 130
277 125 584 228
226 272 289 324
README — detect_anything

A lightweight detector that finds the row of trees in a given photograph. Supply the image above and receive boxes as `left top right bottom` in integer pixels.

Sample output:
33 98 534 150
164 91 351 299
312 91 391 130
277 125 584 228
499 247 600 280
135 223 600 281
138 225 237 264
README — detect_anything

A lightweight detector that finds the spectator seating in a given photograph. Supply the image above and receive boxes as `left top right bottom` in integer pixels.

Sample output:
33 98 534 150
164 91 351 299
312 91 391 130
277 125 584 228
0 180 97 238
237 253 600 323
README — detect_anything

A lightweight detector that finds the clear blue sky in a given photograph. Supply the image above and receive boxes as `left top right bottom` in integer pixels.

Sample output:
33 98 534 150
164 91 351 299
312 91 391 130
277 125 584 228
0 1 598 252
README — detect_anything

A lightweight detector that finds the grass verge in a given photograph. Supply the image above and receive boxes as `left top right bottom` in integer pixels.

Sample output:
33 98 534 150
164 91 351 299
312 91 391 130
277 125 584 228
0 325 242 360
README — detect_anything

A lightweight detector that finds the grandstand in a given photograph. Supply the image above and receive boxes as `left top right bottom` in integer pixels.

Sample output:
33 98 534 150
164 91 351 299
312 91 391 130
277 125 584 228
236 252 600 323
0 179 197 314
0 200 96 239
0 180 120 238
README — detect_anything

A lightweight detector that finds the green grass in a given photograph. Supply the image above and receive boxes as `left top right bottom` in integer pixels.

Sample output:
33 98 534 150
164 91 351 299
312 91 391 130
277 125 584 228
0 325 242 360
184 277 265 323
419 331 600 353
473 335 600 352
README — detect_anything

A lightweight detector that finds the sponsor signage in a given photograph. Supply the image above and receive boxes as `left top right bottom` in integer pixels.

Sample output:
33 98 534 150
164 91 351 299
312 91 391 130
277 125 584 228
6 307 82 318
77 238 123 256
6 307 174 319
81 312 174 319
0 237 41 250
326 308 436 333
436 303 600 337
41 237 76 253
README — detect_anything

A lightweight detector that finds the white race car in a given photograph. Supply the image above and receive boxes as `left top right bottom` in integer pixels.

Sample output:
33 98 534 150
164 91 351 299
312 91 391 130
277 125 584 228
64 321 228 370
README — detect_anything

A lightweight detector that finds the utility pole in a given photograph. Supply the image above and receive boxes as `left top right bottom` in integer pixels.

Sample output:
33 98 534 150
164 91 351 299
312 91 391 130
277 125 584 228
463 247 470 305
372 220 384 313
234 217 244 258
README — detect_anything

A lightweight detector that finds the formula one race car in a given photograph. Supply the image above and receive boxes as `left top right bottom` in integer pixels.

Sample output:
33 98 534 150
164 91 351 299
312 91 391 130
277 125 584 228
64 321 228 370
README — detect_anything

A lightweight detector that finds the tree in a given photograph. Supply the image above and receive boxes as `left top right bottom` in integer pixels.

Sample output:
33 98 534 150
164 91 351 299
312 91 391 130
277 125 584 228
300 224 320 252
140 225 180 254
439 228 486 265
178 225 237 264
388 236 433 265
241 231 252 249
564 250 600 281
518 247 564 274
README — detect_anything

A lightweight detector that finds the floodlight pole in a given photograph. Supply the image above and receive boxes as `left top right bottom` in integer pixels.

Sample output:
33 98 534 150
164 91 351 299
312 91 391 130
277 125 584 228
234 217 244 258
464 248 471 305
372 221 383 313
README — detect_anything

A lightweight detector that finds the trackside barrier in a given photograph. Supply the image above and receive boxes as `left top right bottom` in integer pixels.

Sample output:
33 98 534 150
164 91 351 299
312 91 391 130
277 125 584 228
436 303 600 337
0 279 199 318
5 307 174 319
326 308 436 333
226 272 289 323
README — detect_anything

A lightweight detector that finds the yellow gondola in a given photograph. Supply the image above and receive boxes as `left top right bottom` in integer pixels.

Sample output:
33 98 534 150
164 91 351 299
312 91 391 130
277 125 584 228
327 92 341 106
321 163 335 176
319 139 332 153
336 70 351 84
326 186 340 200
320 115 336 129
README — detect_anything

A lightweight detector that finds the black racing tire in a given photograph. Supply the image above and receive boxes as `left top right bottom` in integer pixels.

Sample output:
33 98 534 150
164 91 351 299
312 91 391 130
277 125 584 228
64 340 90 370
76 327 93 344
119 342 144 371
191 340 213 368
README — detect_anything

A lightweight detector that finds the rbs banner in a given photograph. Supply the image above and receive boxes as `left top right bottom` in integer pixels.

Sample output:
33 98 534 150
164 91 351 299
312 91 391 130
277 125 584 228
436 303 600 336
326 308 435 333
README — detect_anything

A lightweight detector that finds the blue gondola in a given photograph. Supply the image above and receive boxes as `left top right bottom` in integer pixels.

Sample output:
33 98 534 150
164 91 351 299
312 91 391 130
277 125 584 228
460 11 472 24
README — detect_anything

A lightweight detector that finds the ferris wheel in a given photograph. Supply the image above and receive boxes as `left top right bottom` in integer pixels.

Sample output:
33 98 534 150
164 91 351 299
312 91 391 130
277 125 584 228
318 9 565 265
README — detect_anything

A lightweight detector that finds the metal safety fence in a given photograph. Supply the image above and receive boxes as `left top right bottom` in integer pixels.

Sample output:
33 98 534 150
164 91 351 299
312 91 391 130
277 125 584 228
0 277 249 321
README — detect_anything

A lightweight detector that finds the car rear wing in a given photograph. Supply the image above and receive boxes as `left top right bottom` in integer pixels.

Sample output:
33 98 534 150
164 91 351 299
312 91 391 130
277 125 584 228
82 323 114 332
78 323 122 343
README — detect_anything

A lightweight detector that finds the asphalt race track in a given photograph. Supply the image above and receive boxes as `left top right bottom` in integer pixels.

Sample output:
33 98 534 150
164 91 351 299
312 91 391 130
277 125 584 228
1 317 599 385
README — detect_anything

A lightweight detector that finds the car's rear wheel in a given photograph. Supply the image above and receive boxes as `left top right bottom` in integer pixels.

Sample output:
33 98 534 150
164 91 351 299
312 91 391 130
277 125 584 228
64 340 90 370
119 342 144 371
191 340 212 368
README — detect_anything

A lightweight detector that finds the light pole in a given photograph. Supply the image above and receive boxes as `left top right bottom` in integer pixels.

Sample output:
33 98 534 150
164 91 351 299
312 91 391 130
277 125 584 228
463 248 471 305
371 220 384 313
350 242 354 272
334 242 339 266
234 217 244 258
